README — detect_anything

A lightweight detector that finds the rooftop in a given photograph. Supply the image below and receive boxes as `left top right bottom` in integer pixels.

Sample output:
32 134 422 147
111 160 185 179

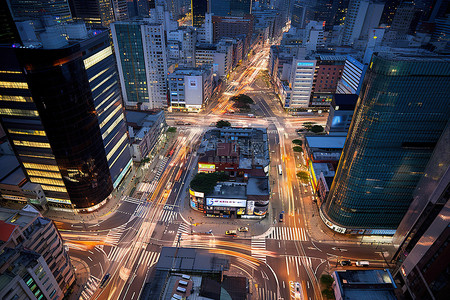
332 94 358 110
247 177 270 196
0 221 17 243
305 136 346 149
207 183 247 199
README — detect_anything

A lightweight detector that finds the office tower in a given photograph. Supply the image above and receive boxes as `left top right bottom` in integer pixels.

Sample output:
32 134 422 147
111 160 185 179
209 0 252 17
111 20 168 110
0 0 21 45
289 59 316 108
112 0 129 21
336 55 367 95
341 0 384 45
212 15 254 55
168 67 213 112
68 0 114 27
0 205 76 298
314 0 339 30
382 1 415 46
192 0 208 27
0 28 131 209
321 53 450 233
310 55 345 106
391 121 449 300
6 0 72 22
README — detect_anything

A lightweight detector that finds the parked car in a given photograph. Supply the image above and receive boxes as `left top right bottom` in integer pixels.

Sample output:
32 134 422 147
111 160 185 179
238 227 249 232
225 230 237 236
340 260 351 266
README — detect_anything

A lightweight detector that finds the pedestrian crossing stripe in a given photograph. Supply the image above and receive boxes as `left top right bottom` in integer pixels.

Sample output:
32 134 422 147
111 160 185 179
105 224 127 246
160 210 178 223
257 287 277 300
137 251 160 268
251 238 266 263
123 196 142 204
266 227 307 241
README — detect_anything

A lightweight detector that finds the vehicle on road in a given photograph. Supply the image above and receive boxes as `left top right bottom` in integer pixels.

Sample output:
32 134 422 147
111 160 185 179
290 281 303 300
225 230 237 236
340 260 351 266
356 261 370 267
278 164 282 175
238 227 249 232
279 213 284 222
99 273 111 288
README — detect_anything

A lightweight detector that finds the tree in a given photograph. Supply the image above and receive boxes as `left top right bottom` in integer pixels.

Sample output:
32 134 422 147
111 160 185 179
216 120 231 128
320 275 335 299
190 172 230 194
231 94 254 104
293 146 303 152
167 127 177 133
292 139 303 146
303 122 316 131
296 171 309 183
310 125 324 133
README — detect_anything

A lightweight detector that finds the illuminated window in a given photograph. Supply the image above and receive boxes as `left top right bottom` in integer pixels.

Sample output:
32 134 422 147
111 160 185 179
13 140 50 148
26 169 62 179
0 81 28 89
107 133 128 160
30 177 65 186
89 68 109 83
8 129 46 136
102 114 124 139
23 163 59 171
41 185 67 193
83 46 113 69
20 154 55 160
100 105 121 128
0 70 21 74
0 95 31 102
0 108 38 117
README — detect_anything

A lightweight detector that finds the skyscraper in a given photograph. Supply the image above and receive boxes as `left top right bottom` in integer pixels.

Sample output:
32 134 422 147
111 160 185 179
0 29 131 209
111 20 168 110
6 0 72 22
209 0 252 17
192 0 208 27
321 52 450 233
68 0 129 28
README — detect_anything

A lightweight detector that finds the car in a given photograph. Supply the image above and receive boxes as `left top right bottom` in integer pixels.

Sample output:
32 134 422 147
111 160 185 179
225 230 237 236
340 260 351 266
293 282 302 299
238 227 249 232
279 213 284 222
99 273 111 288
356 261 370 267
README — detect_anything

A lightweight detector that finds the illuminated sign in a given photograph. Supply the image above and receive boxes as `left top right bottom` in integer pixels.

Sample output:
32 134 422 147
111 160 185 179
189 189 204 198
47 197 72 204
297 62 314 67
247 201 255 215
198 163 215 173
206 198 247 207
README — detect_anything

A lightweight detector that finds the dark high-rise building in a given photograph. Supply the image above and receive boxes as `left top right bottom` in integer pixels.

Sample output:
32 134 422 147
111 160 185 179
321 52 450 233
391 121 450 300
209 0 252 17
212 15 254 55
68 0 129 28
6 0 72 22
192 0 208 27
0 29 132 209
0 0 21 45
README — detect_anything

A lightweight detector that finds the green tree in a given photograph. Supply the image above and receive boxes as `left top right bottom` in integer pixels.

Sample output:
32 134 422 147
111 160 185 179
231 94 254 104
320 275 334 286
167 127 177 133
292 139 303 146
310 125 324 133
303 122 316 131
216 120 231 128
190 172 230 194
296 171 309 183
293 146 303 152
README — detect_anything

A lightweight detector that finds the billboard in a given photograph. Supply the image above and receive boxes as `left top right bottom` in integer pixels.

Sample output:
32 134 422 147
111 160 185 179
206 198 247 207
189 189 204 198
198 163 215 173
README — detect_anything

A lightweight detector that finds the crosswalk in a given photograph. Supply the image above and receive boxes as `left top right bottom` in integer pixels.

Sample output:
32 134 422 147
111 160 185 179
107 245 126 262
160 209 178 223
123 196 142 205
132 202 151 218
256 288 277 300
251 238 267 263
172 223 191 246
105 224 127 246
266 227 308 241
136 250 160 268
267 129 278 135
80 275 99 300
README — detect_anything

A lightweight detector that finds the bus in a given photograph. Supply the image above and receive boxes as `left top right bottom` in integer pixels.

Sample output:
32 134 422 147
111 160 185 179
278 164 282 175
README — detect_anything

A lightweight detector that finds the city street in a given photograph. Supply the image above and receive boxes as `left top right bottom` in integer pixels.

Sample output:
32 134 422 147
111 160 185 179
59 41 394 300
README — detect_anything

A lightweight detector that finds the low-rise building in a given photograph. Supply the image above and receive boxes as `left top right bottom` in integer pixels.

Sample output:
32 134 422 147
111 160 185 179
195 42 233 78
0 205 75 299
304 136 346 168
325 94 358 133
168 66 213 112
126 110 166 162
310 55 346 106
332 270 397 300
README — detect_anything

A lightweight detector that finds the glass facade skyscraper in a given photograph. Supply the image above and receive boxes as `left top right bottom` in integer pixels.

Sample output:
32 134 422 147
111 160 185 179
210 0 252 17
321 53 450 233
192 0 208 27
0 30 131 209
